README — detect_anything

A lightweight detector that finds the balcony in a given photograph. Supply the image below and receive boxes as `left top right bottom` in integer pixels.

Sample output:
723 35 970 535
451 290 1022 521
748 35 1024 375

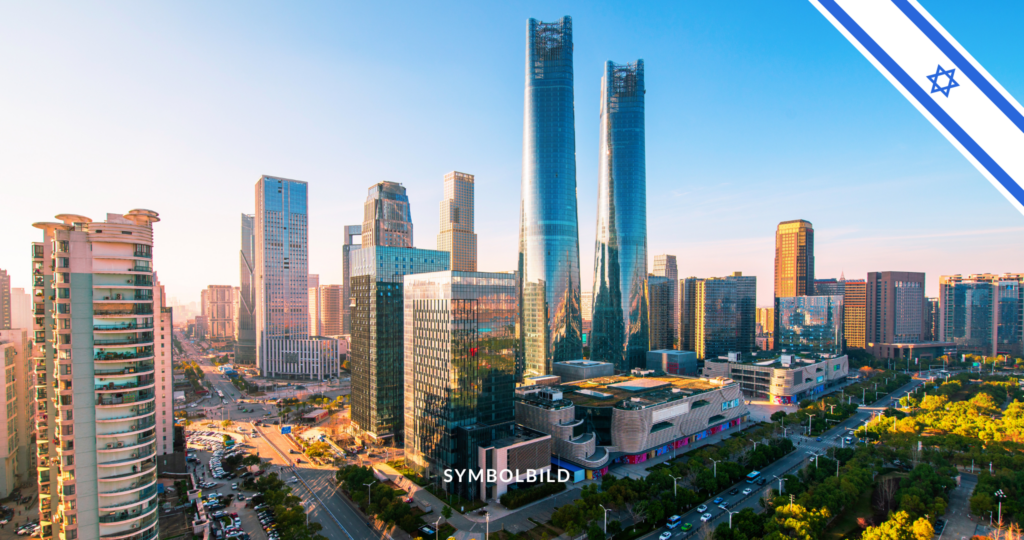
94 322 153 331
95 364 155 377
98 500 157 524
97 391 155 406
131 264 151 273
94 349 154 362
94 306 153 317
95 380 155 394
98 474 157 496
97 446 156 467
99 516 157 540
132 250 152 259
98 460 156 481
95 405 155 423
98 485 158 512
95 335 154 347
96 418 156 437
99 435 156 453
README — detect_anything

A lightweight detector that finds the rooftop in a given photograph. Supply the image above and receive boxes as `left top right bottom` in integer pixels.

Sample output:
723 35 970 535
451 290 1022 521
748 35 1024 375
555 375 731 409
707 352 845 369
489 426 549 450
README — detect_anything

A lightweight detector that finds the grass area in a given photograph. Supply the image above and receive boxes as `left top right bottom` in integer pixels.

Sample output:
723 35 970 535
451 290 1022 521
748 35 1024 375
387 459 429 486
425 485 488 513
824 485 874 540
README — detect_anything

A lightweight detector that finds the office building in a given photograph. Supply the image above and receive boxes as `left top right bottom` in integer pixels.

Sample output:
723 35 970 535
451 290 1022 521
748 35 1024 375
308 274 320 336
679 278 699 352
31 210 165 540
592 60 648 372
342 225 361 335
581 290 593 339
652 255 679 347
775 295 845 355
0 329 32 498
363 182 414 248
437 171 477 272
774 220 814 298
10 287 32 331
552 359 614 382
515 375 747 475
0 269 9 329
925 297 939 342
755 307 774 350
349 245 450 442
319 285 344 336
235 213 256 364
153 275 175 457
649 276 673 350
844 279 867 349
200 285 236 340
680 273 756 360
645 350 699 376
403 271 523 501
703 354 849 404
519 16 584 378
940 274 1023 357
866 272 926 358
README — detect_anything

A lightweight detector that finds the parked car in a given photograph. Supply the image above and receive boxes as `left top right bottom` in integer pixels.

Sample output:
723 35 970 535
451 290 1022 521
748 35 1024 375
701 513 713 522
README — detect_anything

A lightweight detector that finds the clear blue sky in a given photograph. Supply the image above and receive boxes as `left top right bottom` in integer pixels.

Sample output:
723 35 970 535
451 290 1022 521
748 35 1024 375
2 1 1022 307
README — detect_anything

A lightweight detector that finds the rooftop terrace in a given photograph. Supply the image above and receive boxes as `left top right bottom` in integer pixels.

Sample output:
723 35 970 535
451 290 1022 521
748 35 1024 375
554 375 732 409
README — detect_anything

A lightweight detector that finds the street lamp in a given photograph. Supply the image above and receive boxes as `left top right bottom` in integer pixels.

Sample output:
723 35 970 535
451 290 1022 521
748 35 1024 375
668 475 681 497
599 504 610 533
364 480 377 509
810 452 823 469
709 458 721 478
485 511 490 540
723 508 738 529
434 516 443 540
995 489 1006 528
772 474 785 494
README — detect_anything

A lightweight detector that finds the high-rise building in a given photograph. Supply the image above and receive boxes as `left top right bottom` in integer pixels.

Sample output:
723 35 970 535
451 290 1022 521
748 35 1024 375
342 225 361 335
843 280 867 349
403 271 518 501
581 290 593 340
235 213 256 364
348 245 450 442
591 60 648 372
774 220 814 298
519 16 583 378
0 329 32 497
200 285 236 340
775 296 845 355
679 277 699 352
319 285 344 336
866 271 926 358
755 307 775 350
924 297 939 342
652 255 679 347
940 274 1023 357
254 176 340 379
31 210 166 540
308 274 321 336
437 171 477 272
648 276 673 350
363 182 413 249
682 273 756 360
0 269 10 330
813 278 844 297
10 287 32 330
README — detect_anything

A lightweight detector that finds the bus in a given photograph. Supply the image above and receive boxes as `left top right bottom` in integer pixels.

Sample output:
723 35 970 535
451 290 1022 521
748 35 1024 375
745 471 762 484
216 390 224 399
667 516 683 529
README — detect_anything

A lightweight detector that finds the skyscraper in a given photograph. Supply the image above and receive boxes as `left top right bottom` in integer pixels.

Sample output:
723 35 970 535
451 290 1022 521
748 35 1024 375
0 269 10 330
519 16 583 378
319 285 344 336
581 290 593 339
0 328 32 497
591 59 648 372
9 287 31 330
679 277 699 352
692 273 757 360
200 285 236 340
235 213 256 364
755 307 775 350
939 274 1023 357
843 279 867 349
648 276 673 350
774 220 814 298
924 297 939 342
652 254 678 347
308 274 321 336
866 271 926 358
775 295 845 355
342 224 361 335
31 210 166 540
437 171 477 272
363 182 413 248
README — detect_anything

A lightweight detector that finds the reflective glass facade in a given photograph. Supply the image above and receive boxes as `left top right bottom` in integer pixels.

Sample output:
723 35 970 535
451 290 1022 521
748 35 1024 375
363 182 413 248
591 60 648 372
775 295 844 355
403 271 517 500
519 16 583 378
940 274 1024 356
774 220 814 298
694 274 757 359
235 214 256 364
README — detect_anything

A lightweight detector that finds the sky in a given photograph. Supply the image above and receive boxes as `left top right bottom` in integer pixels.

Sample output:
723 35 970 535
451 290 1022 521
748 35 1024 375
2 1 1023 308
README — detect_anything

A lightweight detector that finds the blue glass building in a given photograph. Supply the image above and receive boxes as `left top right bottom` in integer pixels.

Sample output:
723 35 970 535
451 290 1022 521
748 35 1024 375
519 16 583 378
775 295 845 355
591 60 648 371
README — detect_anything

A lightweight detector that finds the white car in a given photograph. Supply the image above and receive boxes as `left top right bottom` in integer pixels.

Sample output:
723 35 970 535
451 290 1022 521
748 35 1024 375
696 504 707 513
700 513 713 522
659 533 672 540
742 488 752 495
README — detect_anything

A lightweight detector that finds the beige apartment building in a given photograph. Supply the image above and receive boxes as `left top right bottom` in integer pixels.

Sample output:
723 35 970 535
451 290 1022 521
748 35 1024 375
436 171 477 272
0 329 33 498
200 285 236 340
774 220 814 298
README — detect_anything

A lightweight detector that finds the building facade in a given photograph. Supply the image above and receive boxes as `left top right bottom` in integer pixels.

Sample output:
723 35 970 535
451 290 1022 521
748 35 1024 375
31 210 164 540
200 285 236 340
939 274 1023 357
308 274 320 336
235 213 256 364
0 269 9 330
591 59 648 373
645 350 699 376
679 277 698 352
363 182 413 249
403 271 519 501
519 16 584 378
581 291 593 340
755 307 775 351
775 295 845 355
437 172 477 272
255 176 310 375
10 287 32 331
652 255 679 347
0 329 32 498
843 279 867 349
552 359 615 382
683 273 756 360
648 276 673 351
342 224 361 335
774 220 814 298
703 354 849 404
866 271 926 358
319 285 344 336
925 297 939 342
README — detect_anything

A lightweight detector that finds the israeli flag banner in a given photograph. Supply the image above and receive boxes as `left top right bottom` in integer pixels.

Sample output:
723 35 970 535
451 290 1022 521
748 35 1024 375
811 0 1024 215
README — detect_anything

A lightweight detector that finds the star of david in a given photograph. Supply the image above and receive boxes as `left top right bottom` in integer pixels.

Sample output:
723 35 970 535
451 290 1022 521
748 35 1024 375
926 65 959 97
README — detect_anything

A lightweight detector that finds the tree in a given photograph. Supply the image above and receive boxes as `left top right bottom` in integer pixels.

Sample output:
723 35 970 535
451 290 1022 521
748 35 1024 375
441 505 453 521
587 524 606 540
860 511 933 540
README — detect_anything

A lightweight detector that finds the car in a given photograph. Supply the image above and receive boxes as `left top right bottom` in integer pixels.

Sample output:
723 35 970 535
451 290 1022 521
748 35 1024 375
712 497 724 504
680 523 692 532
696 504 708 513
232 483 239 490
729 489 739 495
757 478 767 485
701 513 713 522
742 488 753 495
233 518 242 529
718 502 730 509
815 437 822 442
659 533 672 540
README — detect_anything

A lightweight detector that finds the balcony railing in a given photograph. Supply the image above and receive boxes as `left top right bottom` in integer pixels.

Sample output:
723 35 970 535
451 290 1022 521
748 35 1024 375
132 250 152 259
97 391 155 406
95 379 155 393
100 434 156 452
94 349 154 361
94 335 153 346
131 264 151 272
94 306 153 316
98 460 156 481
100 516 157 540
99 474 156 495
96 405 155 422
99 485 158 511
33 245 44 258
94 323 153 331
97 499 157 523
97 418 156 437
133 292 153 301
95 364 154 376
97 446 156 467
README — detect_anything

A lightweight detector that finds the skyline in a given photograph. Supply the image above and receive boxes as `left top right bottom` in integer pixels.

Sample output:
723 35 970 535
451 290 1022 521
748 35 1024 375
3 1 1024 307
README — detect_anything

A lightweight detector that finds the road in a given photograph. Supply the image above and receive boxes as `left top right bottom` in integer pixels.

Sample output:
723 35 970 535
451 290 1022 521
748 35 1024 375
637 376 927 540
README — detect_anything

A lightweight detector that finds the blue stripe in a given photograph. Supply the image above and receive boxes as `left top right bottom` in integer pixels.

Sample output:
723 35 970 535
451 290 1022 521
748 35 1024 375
817 0 1024 206
892 0 1024 136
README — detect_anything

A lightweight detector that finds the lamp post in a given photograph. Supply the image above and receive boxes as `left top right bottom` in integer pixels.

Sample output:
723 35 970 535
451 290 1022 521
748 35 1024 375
995 489 1006 528
435 516 443 540
486 511 490 540
668 475 680 497
810 452 823 469
599 504 610 533
724 508 737 529
709 458 721 478
772 474 784 494
364 480 377 510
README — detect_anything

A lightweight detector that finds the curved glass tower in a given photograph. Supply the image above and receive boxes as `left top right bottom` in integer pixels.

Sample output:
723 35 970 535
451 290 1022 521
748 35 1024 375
591 60 648 372
519 16 583 378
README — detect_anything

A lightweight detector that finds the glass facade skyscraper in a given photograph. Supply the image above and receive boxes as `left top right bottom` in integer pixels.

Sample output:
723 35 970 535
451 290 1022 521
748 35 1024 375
693 273 757 360
775 295 844 355
939 274 1023 357
774 220 814 298
591 59 648 371
519 16 583 378
235 213 256 364
363 181 414 248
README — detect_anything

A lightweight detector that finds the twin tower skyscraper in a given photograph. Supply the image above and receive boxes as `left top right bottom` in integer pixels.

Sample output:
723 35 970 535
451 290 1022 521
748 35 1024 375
520 16 649 376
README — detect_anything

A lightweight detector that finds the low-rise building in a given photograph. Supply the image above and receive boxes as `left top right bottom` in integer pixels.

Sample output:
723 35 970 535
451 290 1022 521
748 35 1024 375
515 375 748 479
552 360 614 382
646 350 699 376
702 353 849 405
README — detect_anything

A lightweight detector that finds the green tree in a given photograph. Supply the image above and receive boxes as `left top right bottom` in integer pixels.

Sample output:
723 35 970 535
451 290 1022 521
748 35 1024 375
441 505 453 521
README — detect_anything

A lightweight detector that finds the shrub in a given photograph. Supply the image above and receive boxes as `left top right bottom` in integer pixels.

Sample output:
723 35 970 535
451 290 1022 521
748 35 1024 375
499 481 566 509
